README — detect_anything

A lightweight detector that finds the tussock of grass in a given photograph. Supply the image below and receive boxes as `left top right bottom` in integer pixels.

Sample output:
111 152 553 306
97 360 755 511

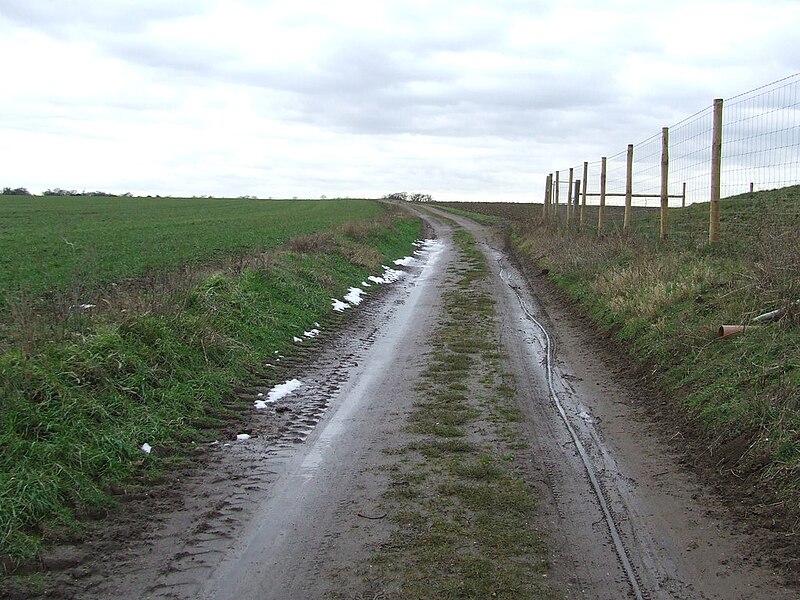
0 209 422 567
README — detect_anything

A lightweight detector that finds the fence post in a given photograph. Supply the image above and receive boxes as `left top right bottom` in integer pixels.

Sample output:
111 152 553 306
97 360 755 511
709 98 723 243
624 143 633 232
682 182 686 208
660 127 669 240
598 157 607 234
573 179 581 223
554 170 560 222
567 167 574 225
543 173 552 221
580 161 588 229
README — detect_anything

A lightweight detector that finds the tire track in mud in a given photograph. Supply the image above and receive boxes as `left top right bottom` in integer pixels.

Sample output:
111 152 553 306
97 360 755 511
496 254 646 600
59 241 444 600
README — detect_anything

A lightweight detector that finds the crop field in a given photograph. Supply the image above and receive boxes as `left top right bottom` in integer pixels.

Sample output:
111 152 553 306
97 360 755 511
0 195 421 565
0 196 383 307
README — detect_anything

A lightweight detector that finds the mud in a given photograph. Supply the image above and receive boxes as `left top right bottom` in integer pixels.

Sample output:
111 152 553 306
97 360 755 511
7 207 798 600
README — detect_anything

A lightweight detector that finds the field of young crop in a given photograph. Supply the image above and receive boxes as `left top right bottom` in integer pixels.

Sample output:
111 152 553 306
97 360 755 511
0 196 383 307
0 196 421 566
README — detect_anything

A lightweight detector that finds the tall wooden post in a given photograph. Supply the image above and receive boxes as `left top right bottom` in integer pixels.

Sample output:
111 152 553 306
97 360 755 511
580 161 588 229
710 98 723 243
624 144 633 232
660 127 669 240
682 182 686 208
573 179 581 222
554 170 560 221
598 157 607 233
567 167 574 225
543 174 552 220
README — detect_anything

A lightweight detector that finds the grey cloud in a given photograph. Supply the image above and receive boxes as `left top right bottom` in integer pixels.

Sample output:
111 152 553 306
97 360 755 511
0 0 211 35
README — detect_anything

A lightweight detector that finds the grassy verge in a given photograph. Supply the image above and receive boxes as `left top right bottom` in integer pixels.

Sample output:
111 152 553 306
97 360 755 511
447 189 800 533
0 208 421 567
345 229 557 599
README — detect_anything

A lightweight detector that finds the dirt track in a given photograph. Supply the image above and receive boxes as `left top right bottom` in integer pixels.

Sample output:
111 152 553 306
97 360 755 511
16 207 797 599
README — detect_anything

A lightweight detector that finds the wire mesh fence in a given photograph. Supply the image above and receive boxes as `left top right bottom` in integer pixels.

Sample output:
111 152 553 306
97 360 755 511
542 73 800 246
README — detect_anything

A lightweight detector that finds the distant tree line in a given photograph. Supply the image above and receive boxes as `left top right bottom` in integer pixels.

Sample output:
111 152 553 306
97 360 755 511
2 187 32 195
382 192 433 202
1 187 133 197
42 188 131 197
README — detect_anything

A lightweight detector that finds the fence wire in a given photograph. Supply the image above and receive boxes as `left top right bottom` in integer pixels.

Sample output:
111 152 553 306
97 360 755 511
544 73 800 244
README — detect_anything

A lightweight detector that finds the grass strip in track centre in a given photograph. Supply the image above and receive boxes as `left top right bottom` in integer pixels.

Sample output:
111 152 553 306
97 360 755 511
340 229 558 600
0 212 421 569
455 188 800 542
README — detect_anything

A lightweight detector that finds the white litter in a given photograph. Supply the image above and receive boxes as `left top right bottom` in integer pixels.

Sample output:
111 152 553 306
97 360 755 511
236 433 251 441
140 443 152 454
293 336 303 343
79 303 96 310
304 329 320 338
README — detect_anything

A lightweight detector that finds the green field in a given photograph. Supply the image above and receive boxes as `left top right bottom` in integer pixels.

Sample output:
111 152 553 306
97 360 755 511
0 196 382 305
0 196 421 567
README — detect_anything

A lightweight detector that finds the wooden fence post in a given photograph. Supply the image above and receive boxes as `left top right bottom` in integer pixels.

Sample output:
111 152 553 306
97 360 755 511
580 162 588 229
554 170 560 222
543 174 550 220
573 179 581 222
682 182 686 208
598 157 607 234
624 143 633 232
567 167 574 225
709 98 723 243
660 127 669 240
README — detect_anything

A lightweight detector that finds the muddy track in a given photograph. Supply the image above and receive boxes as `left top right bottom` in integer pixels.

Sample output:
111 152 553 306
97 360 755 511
11 207 798 600
433 206 796 599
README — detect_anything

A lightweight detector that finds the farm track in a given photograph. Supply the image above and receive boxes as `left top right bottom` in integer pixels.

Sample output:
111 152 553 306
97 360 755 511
12 206 798 599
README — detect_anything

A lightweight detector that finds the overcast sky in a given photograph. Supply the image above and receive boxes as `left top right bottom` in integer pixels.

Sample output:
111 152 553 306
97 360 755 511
1 0 798 201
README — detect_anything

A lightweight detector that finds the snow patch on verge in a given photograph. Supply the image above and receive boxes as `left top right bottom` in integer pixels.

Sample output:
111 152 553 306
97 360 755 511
255 378 303 409
344 287 364 305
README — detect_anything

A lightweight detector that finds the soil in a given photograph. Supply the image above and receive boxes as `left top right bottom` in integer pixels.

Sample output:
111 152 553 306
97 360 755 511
3 207 797 599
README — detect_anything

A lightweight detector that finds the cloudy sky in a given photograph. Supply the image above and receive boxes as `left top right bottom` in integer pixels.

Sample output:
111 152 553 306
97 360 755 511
1 0 798 201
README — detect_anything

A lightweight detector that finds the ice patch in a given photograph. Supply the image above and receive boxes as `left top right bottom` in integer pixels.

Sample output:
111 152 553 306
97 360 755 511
293 336 303 343
304 329 320 338
331 298 349 312
140 443 152 454
579 410 595 423
255 378 304 408
361 281 371 287
236 433 251 441
344 287 364 305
